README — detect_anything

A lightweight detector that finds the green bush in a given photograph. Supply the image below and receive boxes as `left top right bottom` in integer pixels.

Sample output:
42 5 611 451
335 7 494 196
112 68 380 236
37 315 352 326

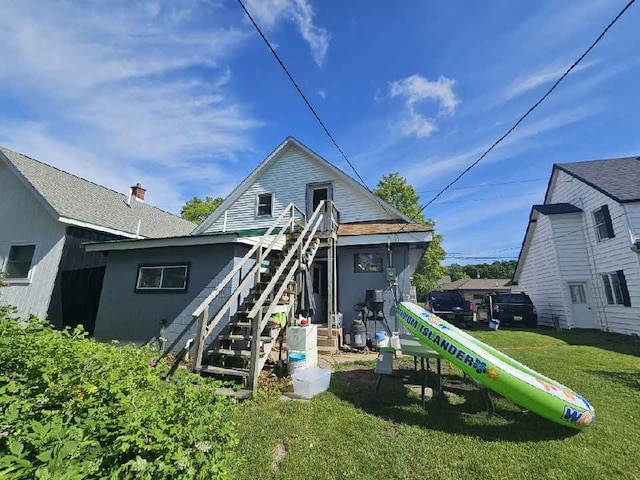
0 311 238 479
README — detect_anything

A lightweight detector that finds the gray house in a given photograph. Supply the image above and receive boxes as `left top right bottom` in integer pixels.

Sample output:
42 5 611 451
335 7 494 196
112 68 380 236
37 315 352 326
0 147 195 331
88 137 432 390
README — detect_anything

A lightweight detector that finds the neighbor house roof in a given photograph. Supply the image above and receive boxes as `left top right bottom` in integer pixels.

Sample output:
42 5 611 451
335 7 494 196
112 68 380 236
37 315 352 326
338 220 431 236
439 278 512 291
193 136 417 235
532 203 582 215
553 156 640 203
0 147 195 239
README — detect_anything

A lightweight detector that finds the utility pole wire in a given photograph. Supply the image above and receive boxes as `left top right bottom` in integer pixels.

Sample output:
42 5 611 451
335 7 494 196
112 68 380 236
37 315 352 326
236 0 396 219
394 0 635 234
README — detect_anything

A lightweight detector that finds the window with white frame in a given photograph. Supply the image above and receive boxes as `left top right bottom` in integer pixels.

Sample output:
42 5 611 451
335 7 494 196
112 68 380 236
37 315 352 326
593 205 614 241
257 193 273 217
601 271 631 306
3 244 36 279
136 264 189 292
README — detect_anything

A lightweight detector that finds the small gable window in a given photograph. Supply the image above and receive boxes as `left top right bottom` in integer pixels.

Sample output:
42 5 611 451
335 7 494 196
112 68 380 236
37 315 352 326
3 244 36 279
257 193 273 217
136 264 189 292
593 205 615 241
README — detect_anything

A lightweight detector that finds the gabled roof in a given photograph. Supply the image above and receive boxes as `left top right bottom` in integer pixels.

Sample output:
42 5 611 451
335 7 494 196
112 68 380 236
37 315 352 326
439 278 512 291
552 156 640 204
193 136 414 235
0 147 195 239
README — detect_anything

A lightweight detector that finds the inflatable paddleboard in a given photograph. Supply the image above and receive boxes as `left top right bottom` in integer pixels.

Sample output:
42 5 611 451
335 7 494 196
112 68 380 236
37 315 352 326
396 302 595 429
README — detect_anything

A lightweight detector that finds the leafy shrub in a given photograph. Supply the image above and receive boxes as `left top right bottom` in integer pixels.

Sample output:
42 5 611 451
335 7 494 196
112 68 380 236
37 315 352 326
0 312 238 479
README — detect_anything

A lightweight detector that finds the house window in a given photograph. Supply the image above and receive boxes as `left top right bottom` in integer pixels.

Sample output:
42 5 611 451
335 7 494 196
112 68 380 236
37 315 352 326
3 244 36 279
136 264 189 292
257 193 273 217
354 253 383 273
601 271 631 306
593 205 614 241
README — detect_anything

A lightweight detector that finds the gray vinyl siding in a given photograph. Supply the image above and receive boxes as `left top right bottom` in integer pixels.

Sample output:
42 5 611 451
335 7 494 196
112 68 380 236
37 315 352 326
205 144 394 233
547 170 640 335
515 215 567 327
0 161 66 319
94 244 249 353
337 244 411 336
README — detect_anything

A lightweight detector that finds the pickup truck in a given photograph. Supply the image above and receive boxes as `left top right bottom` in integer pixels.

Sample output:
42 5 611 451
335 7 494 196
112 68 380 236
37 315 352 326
476 292 538 327
425 290 474 325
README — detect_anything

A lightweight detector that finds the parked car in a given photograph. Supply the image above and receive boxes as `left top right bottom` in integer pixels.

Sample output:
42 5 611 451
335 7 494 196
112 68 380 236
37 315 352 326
425 290 474 324
477 292 538 327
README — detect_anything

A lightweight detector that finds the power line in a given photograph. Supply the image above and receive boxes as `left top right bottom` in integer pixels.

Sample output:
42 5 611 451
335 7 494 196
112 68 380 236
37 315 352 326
236 0 396 219
395 0 635 235
419 177 547 194
432 191 540 205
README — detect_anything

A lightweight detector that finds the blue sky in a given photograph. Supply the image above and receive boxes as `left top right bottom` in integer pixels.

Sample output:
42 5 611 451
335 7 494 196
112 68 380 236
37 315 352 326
1 0 638 263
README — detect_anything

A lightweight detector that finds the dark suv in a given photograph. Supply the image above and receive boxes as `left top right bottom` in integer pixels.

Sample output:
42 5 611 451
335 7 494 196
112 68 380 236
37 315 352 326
477 292 537 327
425 290 474 324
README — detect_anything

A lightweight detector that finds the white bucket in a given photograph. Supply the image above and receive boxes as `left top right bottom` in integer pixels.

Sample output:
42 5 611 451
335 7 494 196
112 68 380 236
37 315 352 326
288 352 307 375
489 318 500 331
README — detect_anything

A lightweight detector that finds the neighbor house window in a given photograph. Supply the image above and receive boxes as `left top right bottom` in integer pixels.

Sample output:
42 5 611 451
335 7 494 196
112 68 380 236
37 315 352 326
601 271 631 306
354 253 383 273
593 205 614 241
257 193 273 217
136 264 189 292
3 244 36 279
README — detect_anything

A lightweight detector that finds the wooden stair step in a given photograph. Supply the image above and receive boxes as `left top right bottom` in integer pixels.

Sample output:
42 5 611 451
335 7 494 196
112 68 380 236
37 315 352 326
317 336 338 348
198 365 250 377
219 334 274 342
215 348 265 358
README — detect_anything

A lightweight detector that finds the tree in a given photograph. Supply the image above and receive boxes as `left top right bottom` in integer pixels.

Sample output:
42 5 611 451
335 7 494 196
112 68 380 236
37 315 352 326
180 196 224 224
448 263 470 282
373 172 446 301
459 260 517 279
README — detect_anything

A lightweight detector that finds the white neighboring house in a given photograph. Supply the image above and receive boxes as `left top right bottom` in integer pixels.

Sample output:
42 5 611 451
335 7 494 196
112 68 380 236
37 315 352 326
0 147 194 329
513 156 640 335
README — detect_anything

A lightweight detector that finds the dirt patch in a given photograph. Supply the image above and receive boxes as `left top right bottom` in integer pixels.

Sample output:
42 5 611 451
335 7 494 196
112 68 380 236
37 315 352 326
272 442 287 471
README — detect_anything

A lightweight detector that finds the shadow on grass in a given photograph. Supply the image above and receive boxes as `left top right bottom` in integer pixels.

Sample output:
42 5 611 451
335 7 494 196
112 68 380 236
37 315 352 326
330 368 578 443
530 327 640 357
588 370 640 391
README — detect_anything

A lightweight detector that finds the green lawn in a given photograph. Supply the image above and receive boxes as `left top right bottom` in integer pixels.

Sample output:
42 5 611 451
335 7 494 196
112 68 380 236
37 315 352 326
231 329 640 480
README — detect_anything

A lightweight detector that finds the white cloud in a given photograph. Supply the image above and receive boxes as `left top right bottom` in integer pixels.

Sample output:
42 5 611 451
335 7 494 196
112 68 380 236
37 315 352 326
387 74 460 139
243 0 330 66
318 89 327 99
0 0 257 212
501 61 597 103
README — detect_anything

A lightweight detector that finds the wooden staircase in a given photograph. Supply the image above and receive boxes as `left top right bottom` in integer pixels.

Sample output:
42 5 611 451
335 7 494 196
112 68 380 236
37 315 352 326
189 201 338 394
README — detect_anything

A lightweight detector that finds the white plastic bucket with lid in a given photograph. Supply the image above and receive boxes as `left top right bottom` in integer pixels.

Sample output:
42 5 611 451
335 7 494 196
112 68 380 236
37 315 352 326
288 352 307 375
489 317 500 331
375 331 389 348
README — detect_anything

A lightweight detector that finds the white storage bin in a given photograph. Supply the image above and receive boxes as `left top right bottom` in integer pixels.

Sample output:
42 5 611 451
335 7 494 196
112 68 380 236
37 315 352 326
289 347 317 369
291 366 331 399
286 325 317 351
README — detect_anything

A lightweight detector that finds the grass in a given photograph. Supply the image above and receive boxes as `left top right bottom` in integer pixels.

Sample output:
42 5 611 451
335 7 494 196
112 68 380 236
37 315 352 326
231 328 640 480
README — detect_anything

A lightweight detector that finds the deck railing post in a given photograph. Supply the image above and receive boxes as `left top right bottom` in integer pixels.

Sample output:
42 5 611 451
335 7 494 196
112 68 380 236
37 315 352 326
248 308 263 392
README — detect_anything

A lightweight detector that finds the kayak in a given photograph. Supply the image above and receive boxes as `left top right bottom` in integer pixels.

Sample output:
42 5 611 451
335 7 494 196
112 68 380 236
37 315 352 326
396 302 595 429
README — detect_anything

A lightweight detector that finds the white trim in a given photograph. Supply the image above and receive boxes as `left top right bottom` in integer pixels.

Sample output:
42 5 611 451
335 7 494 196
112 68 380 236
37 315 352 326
338 231 432 246
192 137 412 235
58 217 142 239
2 242 38 284
85 233 239 252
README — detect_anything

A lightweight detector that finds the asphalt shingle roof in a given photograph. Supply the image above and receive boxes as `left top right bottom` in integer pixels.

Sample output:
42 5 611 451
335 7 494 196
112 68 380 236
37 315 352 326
533 203 582 215
1 147 195 238
556 157 640 203
439 278 512 290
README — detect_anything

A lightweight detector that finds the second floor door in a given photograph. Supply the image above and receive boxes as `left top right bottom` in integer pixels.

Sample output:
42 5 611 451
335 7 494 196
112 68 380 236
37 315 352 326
306 182 333 229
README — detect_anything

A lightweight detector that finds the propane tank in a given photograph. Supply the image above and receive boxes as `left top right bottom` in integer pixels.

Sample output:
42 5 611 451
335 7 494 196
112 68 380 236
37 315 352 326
350 317 367 349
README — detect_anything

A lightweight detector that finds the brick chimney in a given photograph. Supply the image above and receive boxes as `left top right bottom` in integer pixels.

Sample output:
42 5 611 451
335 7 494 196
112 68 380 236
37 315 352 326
130 183 146 203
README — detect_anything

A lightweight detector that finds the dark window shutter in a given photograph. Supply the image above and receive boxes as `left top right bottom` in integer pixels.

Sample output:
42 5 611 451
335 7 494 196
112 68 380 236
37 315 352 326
617 270 631 307
602 205 615 238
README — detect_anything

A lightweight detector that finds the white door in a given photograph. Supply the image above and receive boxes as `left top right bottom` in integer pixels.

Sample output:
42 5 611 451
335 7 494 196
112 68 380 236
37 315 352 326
568 282 596 329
